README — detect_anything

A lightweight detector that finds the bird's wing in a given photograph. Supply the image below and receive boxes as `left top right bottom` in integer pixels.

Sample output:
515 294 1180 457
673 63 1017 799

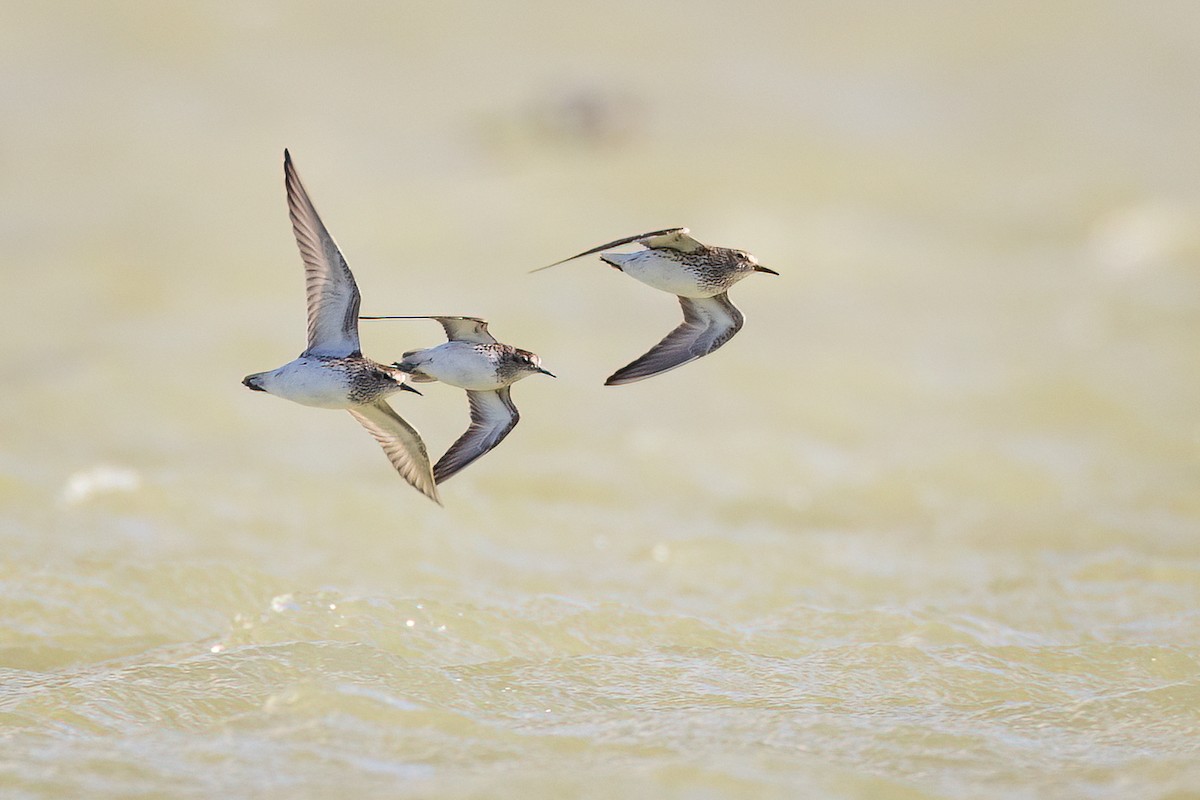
533 227 694 272
433 387 519 483
638 228 705 253
433 316 495 344
347 400 440 504
357 315 496 344
605 292 744 386
285 150 362 357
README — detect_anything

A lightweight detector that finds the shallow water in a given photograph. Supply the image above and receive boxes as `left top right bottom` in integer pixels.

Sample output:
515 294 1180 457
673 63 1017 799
3 3 1200 798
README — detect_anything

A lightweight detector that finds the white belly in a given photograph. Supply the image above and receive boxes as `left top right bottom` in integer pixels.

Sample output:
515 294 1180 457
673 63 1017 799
257 356 355 409
605 251 717 298
408 343 502 391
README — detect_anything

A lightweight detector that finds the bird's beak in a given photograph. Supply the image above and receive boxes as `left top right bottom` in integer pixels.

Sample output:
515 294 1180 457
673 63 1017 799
400 382 423 395
538 368 557 378
754 265 780 275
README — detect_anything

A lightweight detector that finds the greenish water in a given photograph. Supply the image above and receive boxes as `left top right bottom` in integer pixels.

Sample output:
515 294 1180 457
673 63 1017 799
3 3 1200 798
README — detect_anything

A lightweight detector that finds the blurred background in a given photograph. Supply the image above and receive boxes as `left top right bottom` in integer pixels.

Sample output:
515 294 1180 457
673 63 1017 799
2 2 1199 798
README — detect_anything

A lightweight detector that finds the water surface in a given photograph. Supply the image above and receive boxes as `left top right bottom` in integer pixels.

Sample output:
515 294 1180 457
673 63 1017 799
2 3 1199 797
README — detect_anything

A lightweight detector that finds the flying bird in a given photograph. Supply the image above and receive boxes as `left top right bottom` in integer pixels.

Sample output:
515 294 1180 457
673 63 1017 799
242 151 439 504
359 315 554 483
536 228 777 385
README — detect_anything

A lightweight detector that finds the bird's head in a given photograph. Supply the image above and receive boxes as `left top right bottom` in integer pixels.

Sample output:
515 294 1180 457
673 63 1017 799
513 349 556 379
734 249 778 276
380 364 423 394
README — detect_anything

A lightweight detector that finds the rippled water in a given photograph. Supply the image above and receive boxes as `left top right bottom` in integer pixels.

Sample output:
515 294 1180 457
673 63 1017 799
3 3 1200 798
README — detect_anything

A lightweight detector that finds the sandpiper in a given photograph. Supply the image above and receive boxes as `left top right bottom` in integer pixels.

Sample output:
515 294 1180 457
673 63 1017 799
242 151 439 504
358 316 554 483
537 228 777 385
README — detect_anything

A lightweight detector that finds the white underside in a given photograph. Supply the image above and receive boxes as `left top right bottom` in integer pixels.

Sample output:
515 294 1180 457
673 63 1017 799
605 251 723 298
252 356 360 409
403 342 506 391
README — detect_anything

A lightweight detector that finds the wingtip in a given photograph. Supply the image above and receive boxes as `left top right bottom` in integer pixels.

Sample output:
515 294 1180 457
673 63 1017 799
432 455 463 485
529 259 570 274
360 315 486 322
283 149 298 184
413 481 442 506
410 467 442 505
535 227 692 274
409 463 442 505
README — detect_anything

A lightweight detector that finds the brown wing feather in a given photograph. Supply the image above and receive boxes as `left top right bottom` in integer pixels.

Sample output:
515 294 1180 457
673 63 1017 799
285 150 362 357
358 315 495 344
347 400 440 504
433 388 520 483
533 227 690 272
434 317 495 344
605 292 744 386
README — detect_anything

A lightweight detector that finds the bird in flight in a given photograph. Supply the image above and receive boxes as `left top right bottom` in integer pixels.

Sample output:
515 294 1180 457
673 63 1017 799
359 315 554 484
242 151 439 504
537 228 777 385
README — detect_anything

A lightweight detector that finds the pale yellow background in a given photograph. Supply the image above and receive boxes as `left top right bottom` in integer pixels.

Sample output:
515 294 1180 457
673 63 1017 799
2 3 1199 798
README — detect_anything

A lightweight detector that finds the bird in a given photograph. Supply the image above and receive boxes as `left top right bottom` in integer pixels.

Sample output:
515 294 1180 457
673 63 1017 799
358 315 554 483
242 150 440 504
536 227 777 385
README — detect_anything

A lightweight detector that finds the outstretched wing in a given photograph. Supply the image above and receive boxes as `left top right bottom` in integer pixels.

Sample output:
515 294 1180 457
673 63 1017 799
357 315 496 344
638 229 705 252
432 316 495 344
433 387 520 483
285 150 361 357
533 227 697 272
605 292 744 386
347 400 440 504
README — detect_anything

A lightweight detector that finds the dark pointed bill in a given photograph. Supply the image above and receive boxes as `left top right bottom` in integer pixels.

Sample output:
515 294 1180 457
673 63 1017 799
531 227 690 273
